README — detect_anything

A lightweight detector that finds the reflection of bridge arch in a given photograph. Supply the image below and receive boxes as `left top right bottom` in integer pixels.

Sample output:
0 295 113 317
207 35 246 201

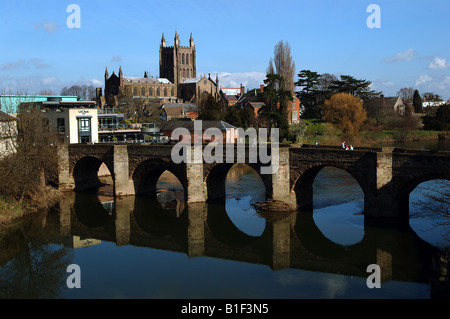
73 156 113 192
293 211 364 259
132 158 186 197
132 196 188 240
204 162 272 202
292 164 367 210
73 192 113 229
206 203 269 247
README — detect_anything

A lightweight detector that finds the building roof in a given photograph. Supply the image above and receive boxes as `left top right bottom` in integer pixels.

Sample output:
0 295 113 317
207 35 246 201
164 106 184 116
221 88 241 96
0 95 79 113
123 77 172 84
248 102 265 109
235 90 265 106
163 103 198 112
181 77 204 84
223 95 239 102
159 120 236 132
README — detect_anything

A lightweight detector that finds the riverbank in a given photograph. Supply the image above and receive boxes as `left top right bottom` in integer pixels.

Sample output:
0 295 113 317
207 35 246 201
0 186 60 226
299 121 449 147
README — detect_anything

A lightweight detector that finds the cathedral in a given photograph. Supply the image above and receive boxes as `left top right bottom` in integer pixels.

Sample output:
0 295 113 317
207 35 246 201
102 32 220 107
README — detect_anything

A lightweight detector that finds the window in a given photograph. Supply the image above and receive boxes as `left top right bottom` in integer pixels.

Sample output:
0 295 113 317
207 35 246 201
78 117 91 143
57 118 65 133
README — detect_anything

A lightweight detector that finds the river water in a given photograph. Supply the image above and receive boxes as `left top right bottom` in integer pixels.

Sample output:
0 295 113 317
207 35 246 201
0 140 449 299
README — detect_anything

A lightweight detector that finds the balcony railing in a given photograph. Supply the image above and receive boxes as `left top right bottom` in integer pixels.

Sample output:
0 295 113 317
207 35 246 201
98 108 120 114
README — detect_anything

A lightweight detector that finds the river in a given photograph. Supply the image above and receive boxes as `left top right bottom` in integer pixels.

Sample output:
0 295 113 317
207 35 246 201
0 140 449 299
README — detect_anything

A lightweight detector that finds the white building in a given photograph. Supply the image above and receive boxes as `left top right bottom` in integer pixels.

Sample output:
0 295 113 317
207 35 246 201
20 98 98 144
0 110 17 158
43 105 98 144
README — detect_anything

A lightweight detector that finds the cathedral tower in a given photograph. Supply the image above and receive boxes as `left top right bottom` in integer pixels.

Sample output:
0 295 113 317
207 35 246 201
159 31 196 86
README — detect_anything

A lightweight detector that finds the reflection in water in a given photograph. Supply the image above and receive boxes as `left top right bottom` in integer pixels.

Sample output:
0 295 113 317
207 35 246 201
225 164 266 237
311 167 365 246
0 209 73 298
0 159 449 298
410 179 450 248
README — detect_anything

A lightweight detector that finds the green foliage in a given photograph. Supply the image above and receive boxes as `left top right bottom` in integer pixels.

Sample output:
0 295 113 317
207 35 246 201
239 107 255 129
413 89 423 113
224 107 242 128
322 92 367 136
259 73 293 139
329 75 378 100
423 104 450 131
198 94 224 121
296 71 378 119
295 70 321 118
288 122 307 143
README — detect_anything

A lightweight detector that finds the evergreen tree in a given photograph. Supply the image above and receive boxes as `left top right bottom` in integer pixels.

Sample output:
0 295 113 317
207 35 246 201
330 75 378 101
259 73 292 139
413 89 423 113
198 94 224 121
295 70 321 118
224 107 242 128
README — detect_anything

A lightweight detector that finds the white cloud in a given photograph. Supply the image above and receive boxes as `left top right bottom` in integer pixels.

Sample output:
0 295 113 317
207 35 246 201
383 48 416 62
112 56 122 62
211 71 266 91
428 57 450 70
415 75 432 86
91 79 103 87
1 59 51 71
42 76 58 86
34 20 59 33
413 74 450 100
1 60 26 70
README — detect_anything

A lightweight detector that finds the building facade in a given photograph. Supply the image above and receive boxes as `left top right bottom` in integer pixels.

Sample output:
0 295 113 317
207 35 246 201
0 110 16 158
103 32 219 106
20 98 98 144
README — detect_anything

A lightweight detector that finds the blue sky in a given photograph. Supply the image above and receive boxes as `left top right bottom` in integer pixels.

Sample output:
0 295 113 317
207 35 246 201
1 0 449 99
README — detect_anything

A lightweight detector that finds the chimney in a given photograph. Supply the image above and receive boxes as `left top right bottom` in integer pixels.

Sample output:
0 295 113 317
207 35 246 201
260 84 264 93
240 84 245 96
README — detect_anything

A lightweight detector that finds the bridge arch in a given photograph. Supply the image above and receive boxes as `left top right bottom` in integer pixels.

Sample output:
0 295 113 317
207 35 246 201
204 162 272 203
73 156 114 192
291 163 367 211
396 172 450 218
132 158 186 197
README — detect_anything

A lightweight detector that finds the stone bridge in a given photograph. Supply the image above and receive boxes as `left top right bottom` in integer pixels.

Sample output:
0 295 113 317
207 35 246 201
57 143 450 219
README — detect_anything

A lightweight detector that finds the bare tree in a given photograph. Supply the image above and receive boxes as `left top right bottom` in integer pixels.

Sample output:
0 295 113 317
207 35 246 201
0 92 59 207
272 40 296 95
397 87 414 103
117 94 162 123
266 57 275 75
61 84 96 100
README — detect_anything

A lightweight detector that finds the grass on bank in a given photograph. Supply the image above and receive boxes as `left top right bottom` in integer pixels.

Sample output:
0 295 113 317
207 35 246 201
297 119 448 147
0 195 26 225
